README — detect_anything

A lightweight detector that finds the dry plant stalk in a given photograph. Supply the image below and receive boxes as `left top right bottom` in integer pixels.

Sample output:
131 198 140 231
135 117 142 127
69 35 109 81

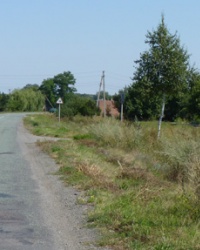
187 155 200 200
77 162 117 191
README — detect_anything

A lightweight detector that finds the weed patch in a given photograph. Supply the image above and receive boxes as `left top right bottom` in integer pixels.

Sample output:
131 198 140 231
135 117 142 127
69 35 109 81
73 133 93 140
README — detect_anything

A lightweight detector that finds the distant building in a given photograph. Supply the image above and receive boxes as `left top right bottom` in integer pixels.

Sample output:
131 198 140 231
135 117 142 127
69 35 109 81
98 99 120 117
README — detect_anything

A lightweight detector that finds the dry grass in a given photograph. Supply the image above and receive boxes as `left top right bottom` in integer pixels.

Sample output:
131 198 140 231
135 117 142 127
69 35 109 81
77 163 118 191
24 114 200 250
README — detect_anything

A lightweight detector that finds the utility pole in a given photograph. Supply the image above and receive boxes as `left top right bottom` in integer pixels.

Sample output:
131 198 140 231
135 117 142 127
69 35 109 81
46 96 54 109
97 71 106 117
120 92 124 122
102 71 106 117
96 74 103 107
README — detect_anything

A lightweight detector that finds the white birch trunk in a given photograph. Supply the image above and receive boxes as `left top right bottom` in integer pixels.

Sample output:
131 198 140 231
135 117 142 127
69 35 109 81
157 94 166 138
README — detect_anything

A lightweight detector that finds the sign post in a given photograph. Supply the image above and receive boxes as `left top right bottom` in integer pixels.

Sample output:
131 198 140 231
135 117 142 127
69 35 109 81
56 97 63 123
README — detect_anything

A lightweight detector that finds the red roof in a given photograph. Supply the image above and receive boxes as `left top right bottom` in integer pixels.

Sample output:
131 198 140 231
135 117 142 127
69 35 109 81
98 100 120 117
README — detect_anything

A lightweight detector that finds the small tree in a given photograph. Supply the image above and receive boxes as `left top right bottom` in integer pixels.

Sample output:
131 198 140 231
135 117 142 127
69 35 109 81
131 15 190 137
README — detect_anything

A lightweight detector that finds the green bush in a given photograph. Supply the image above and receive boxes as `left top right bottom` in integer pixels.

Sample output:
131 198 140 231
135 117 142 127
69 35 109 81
60 94 100 118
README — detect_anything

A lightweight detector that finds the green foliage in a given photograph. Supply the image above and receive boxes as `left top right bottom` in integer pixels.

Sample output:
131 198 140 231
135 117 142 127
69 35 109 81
89 190 200 249
39 78 56 109
76 93 97 101
95 91 112 101
124 80 162 120
113 88 128 113
22 84 40 91
124 15 192 121
144 15 189 95
0 92 10 111
73 134 93 140
163 94 184 121
183 70 200 120
60 94 100 118
39 71 76 109
53 71 76 102
7 88 45 111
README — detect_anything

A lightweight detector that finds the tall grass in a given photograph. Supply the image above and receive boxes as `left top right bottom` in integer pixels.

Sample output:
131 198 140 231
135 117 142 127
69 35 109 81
88 118 200 200
88 118 144 150
159 127 200 200
24 114 200 249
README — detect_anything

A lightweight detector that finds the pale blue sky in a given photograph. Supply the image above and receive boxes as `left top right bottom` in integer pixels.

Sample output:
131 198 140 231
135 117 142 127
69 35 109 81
0 0 200 95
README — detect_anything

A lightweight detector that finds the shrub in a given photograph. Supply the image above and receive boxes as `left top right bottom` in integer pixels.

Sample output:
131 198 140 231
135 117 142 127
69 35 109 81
60 94 100 118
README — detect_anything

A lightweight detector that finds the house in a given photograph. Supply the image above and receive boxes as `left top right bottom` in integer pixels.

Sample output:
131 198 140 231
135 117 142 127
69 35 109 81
98 99 120 117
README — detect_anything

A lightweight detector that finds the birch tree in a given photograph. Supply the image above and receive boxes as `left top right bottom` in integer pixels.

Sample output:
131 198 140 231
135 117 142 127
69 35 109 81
132 15 190 137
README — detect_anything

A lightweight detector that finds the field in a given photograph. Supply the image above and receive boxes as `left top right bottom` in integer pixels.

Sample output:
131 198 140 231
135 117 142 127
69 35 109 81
24 114 200 250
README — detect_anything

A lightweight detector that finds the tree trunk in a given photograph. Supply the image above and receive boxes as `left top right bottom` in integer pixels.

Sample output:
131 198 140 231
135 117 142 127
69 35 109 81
157 94 166 138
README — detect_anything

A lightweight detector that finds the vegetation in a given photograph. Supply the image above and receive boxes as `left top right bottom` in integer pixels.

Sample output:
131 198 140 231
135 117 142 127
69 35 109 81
39 71 76 109
60 93 100 118
1 16 200 125
0 72 100 116
114 15 200 132
7 86 44 112
0 92 10 111
24 113 200 250
0 13 199 249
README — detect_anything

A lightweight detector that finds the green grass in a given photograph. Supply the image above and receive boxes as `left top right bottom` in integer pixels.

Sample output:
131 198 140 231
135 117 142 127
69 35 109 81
24 114 200 250
24 113 80 138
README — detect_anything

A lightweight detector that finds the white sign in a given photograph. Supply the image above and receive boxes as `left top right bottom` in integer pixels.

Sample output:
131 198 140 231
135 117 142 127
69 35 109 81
56 98 63 104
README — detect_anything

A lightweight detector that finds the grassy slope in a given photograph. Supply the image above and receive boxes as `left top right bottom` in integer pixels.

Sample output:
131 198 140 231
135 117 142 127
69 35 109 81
24 114 200 250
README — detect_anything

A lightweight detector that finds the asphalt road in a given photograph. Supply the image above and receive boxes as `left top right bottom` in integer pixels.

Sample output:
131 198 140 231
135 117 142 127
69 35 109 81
0 113 108 250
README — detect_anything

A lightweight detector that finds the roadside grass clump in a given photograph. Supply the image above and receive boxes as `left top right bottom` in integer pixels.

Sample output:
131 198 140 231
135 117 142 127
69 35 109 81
24 114 200 250
88 118 144 151
73 133 94 140
157 128 200 200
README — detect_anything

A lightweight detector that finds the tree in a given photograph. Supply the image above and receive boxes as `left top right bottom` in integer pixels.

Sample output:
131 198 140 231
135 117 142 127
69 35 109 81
53 71 76 102
23 84 39 91
181 69 200 121
0 92 10 111
7 88 45 111
39 78 56 109
95 91 112 101
128 15 190 136
39 71 76 110
124 81 161 121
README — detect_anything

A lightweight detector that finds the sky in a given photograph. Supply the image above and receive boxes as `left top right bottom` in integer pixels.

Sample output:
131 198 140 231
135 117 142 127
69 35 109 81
1 0 200 95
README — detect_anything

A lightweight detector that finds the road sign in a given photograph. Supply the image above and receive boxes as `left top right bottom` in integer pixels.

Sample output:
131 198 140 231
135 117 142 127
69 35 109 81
56 98 63 123
56 98 63 104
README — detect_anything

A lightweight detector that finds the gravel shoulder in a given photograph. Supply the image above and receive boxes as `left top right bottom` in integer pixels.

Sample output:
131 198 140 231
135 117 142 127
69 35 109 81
17 118 110 250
